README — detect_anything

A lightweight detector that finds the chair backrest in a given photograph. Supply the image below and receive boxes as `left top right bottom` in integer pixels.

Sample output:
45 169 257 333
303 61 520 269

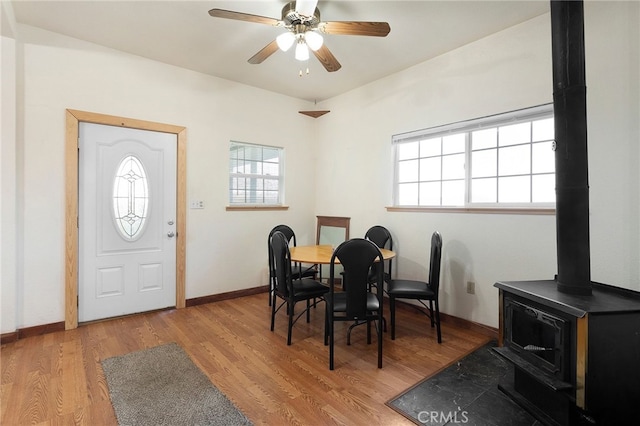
429 231 443 294
317 216 350 279
316 216 350 245
330 238 383 319
364 225 392 250
365 225 393 279
270 231 293 297
269 224 296 246
268 225 296 279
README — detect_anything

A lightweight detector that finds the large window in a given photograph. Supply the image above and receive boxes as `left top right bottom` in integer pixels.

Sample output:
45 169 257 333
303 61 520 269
229 141 283 205
393 105 555 209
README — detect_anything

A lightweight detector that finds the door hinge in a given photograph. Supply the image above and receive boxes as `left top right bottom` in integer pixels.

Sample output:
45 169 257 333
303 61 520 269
77 295 79 307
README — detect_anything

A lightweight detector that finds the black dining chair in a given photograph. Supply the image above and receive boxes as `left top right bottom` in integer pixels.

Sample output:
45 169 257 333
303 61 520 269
270 231 329 345
325 238 384 370
364 225 393 287
387 231 443 343
267 224 316 306
343 225 392 342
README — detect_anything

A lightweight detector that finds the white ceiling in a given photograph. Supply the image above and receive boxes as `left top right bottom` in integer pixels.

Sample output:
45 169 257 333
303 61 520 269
9 0 550 102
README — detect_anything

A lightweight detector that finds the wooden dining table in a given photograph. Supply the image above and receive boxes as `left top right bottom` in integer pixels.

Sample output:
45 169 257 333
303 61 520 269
290 244 396 265
291 244 394 345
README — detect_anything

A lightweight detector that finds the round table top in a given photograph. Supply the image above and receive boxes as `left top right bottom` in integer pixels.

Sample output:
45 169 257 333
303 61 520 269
290 244 396 265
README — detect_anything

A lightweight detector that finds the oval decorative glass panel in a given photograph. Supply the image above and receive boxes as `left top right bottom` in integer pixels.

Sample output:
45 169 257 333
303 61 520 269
112 155 149 240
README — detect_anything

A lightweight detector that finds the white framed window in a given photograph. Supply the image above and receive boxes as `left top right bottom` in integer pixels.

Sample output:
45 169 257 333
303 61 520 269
393 105 555 209
229 141 284 205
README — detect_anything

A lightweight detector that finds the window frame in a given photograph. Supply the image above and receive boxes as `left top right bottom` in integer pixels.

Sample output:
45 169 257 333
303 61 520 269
227 141 286 209
391 104 555 212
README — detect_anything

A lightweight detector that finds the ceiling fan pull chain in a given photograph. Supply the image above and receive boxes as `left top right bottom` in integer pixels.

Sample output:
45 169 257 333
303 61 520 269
298 67 311 77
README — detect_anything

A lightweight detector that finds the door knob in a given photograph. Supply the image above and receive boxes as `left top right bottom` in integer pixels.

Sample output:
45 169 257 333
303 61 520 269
167 231 175 238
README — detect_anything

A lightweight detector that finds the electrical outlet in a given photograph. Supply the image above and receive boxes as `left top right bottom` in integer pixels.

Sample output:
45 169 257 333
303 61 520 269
466 281 475 295
190 200 205 209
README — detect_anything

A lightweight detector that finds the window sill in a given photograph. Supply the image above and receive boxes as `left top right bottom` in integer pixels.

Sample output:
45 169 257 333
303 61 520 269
386 206 555 215
226 205 289 211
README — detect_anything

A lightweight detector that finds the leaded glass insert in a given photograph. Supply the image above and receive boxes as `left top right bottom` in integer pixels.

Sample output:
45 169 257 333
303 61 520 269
113 155 149 239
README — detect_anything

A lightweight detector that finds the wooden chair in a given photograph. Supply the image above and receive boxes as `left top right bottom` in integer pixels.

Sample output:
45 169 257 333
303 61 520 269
316 216 350 283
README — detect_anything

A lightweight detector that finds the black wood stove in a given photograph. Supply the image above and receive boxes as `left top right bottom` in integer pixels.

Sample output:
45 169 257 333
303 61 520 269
495 280 640 425
494 2 640 425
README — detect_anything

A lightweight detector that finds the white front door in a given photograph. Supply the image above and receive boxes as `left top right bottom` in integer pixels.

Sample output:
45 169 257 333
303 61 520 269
79 122 177 322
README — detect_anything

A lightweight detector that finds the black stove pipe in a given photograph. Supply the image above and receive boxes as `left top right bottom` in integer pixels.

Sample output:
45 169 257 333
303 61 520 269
550 0 592 296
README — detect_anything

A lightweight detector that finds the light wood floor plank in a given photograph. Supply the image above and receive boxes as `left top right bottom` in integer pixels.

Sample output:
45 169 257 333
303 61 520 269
1 293 492 425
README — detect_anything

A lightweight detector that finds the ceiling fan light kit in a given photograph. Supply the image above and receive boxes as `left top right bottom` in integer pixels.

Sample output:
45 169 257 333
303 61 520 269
295 41 310 61
304 31 323 51
208 0 390 73
276 32 295 51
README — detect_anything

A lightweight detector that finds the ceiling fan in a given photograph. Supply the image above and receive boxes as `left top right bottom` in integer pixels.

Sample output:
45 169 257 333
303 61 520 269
208 0 391 73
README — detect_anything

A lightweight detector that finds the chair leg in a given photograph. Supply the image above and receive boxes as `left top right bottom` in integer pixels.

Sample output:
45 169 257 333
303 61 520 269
377 316 383 369
367 320 372 344
324 306 329 346
329 316 335 370
346 318 384 343
347 320 367 345
434 299 442 344
368 283 387 333
346 322 355 345
306 299 311 323
287 302 294 346
429 300 435 327
270 293 277 331
390 296 396 340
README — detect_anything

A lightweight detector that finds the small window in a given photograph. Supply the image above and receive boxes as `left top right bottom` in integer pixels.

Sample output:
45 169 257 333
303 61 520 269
113 155 149 240
229 141 284 205
393 105 555 209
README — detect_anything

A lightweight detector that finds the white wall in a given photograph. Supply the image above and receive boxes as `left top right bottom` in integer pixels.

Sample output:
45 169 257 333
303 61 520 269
8 24 318 330
314 14 556 328
584 1 640 287
1 0 19 334
3 2 638 333
314 2 640 328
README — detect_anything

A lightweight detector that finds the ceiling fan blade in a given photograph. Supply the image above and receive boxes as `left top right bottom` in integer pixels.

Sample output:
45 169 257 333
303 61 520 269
312 45 341 72
248 40 280 64
320 21 391 37
208 9 280 26
295 0 319 17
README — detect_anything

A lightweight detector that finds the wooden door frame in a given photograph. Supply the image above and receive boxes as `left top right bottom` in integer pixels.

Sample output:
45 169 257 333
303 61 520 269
65 109 187 329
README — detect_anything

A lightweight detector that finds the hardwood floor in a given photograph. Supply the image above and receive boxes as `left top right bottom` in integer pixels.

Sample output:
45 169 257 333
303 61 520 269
1 293 493 425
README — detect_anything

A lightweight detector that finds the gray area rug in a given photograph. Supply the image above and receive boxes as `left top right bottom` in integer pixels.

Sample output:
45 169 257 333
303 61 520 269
101 342 252 426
